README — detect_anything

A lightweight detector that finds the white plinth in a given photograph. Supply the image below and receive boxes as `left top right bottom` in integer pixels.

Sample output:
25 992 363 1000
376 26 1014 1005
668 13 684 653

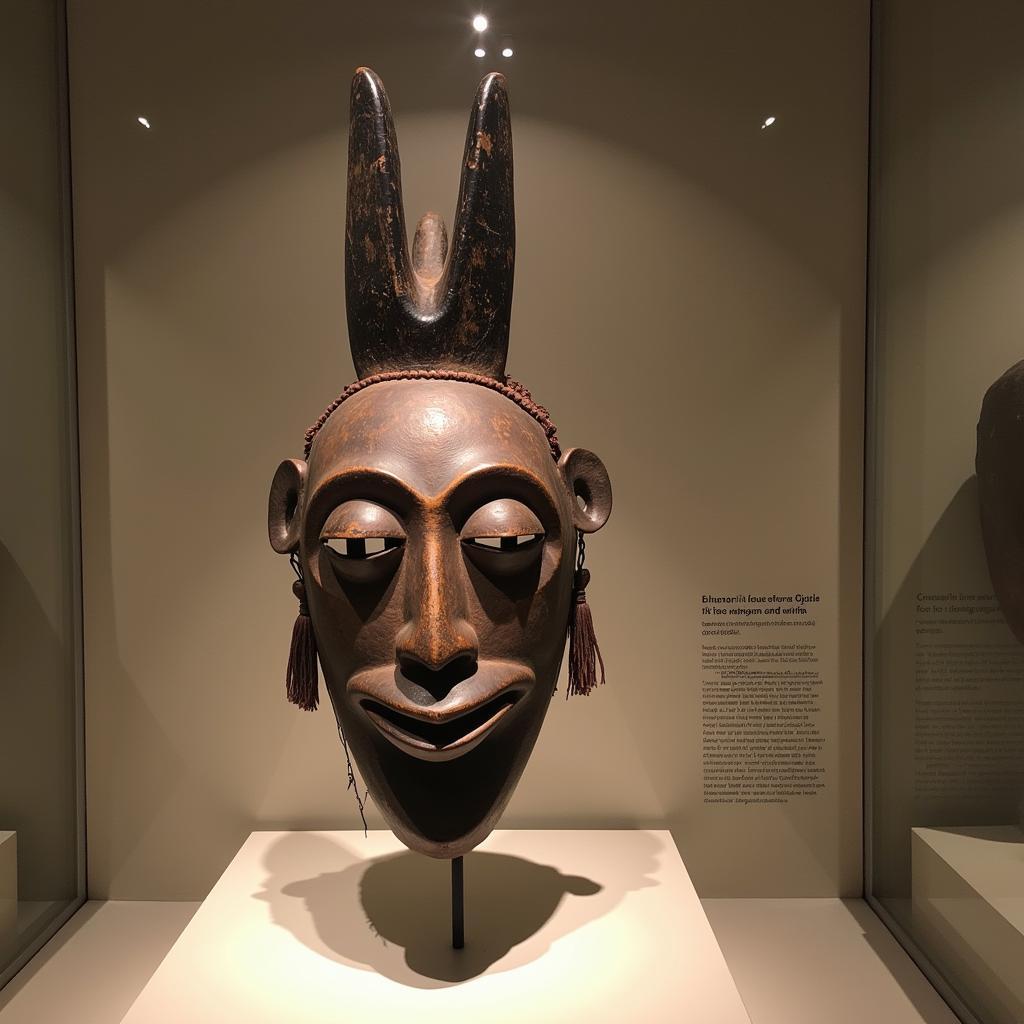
0 831 15 935
121 829 750 1024
912 825 1024 1023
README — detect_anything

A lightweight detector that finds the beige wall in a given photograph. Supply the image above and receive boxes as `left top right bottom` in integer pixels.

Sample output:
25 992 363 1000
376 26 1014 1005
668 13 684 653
70 0 867 899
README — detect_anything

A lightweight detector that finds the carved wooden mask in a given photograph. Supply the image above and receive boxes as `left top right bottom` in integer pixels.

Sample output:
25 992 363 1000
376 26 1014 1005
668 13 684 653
268 69 612 858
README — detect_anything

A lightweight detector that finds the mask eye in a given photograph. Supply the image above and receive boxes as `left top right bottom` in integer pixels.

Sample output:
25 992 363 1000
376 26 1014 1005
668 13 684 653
464 534 543 551
321 500 405 582
324 536 404 559
461 500 545 575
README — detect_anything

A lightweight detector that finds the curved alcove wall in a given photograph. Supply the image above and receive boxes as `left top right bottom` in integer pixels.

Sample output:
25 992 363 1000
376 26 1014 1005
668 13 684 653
69 0 867 898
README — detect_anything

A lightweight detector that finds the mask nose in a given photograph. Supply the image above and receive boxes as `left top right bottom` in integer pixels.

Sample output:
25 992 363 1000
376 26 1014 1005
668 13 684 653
395 533 479 703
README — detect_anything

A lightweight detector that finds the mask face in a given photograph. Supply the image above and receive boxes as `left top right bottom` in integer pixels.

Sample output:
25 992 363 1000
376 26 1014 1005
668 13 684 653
267 68 611 857
271 381 609 855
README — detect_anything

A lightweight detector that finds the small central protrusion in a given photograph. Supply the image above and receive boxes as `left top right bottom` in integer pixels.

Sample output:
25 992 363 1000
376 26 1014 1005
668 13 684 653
412 211 449 287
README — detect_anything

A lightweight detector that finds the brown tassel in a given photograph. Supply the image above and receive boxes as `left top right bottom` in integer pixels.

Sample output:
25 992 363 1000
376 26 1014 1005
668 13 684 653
286 575 319 711
567 534 605 698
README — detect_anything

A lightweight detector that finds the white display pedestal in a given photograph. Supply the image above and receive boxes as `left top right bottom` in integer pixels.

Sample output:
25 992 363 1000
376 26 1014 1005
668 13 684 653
121 829 750 1023
0 831 16 935
912 825 1024 1023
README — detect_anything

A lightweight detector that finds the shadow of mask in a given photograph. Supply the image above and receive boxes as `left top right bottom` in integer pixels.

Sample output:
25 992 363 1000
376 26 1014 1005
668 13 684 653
256 832 665 988
280 849 601 985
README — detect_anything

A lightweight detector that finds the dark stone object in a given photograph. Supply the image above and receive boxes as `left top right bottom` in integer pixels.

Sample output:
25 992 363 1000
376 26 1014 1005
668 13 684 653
268 69 612 859
977 359 1024 644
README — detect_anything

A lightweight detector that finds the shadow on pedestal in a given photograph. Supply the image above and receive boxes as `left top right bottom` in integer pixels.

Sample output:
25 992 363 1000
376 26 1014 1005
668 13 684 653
256 831 660 988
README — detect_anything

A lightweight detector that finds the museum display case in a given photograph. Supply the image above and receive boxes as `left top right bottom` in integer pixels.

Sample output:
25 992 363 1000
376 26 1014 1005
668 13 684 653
1 2 867 1018
865 1 1024 1021
0 0 85 993
2 0 1023 1021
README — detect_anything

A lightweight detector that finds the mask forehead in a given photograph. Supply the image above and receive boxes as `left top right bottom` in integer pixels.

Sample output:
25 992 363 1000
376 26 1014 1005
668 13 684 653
306 379 562 504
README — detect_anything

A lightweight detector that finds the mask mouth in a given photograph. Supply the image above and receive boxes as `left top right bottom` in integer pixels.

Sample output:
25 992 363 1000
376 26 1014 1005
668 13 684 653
359 690 520 762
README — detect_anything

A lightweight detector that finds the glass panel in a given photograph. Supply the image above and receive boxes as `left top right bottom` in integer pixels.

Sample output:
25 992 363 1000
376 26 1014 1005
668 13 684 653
868 1 1024 1020
0 0 83 984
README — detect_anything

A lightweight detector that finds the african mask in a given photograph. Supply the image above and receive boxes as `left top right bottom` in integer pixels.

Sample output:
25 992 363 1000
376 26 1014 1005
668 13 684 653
978 359 1024 644
267 69 612 859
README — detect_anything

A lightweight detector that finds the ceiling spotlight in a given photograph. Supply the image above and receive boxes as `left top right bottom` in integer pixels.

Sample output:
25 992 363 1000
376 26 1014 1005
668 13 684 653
472 14 488 31
761 115 776 129
474 47 486 58
137 116 151 129
502 46 514 57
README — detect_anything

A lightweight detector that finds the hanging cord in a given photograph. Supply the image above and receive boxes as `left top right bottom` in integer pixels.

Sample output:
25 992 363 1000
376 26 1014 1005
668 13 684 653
566 530 605 697
289 554 370 829
285 553 319 711
288 554 370 829
339 726 369 837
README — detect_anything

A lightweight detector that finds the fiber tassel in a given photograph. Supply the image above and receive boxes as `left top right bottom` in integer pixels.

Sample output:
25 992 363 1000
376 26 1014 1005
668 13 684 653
567 534 605 698
286 576 319 711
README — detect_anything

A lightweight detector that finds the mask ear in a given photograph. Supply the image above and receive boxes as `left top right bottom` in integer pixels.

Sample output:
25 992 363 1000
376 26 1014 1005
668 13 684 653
558 448 612 534
268 459 306 554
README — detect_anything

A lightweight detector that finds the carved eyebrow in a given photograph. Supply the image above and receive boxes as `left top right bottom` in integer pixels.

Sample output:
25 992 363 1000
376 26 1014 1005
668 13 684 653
442 464 560 524
305 467 416 526
306 463 560 524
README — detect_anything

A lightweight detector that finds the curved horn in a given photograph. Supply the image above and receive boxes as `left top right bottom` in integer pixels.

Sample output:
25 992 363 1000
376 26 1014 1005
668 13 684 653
344 70 514 380
345 67 412 378
438 72 514 379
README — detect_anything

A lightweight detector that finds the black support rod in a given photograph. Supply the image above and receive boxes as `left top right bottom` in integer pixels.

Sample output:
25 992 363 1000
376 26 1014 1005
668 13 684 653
451 856 464 949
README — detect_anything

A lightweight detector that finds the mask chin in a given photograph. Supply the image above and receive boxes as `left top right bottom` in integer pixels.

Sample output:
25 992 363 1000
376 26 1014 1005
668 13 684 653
350 685 550 859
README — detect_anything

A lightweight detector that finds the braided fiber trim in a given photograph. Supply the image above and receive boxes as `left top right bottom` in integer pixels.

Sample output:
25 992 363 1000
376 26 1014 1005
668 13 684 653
304 370 561 460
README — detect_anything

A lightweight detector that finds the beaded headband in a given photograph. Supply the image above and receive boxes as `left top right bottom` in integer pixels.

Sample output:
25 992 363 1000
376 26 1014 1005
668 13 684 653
304 370 562 460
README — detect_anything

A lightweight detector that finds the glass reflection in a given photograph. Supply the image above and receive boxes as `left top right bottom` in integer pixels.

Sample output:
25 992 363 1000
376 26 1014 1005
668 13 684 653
0 0 84 989
868 1 1024 1021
